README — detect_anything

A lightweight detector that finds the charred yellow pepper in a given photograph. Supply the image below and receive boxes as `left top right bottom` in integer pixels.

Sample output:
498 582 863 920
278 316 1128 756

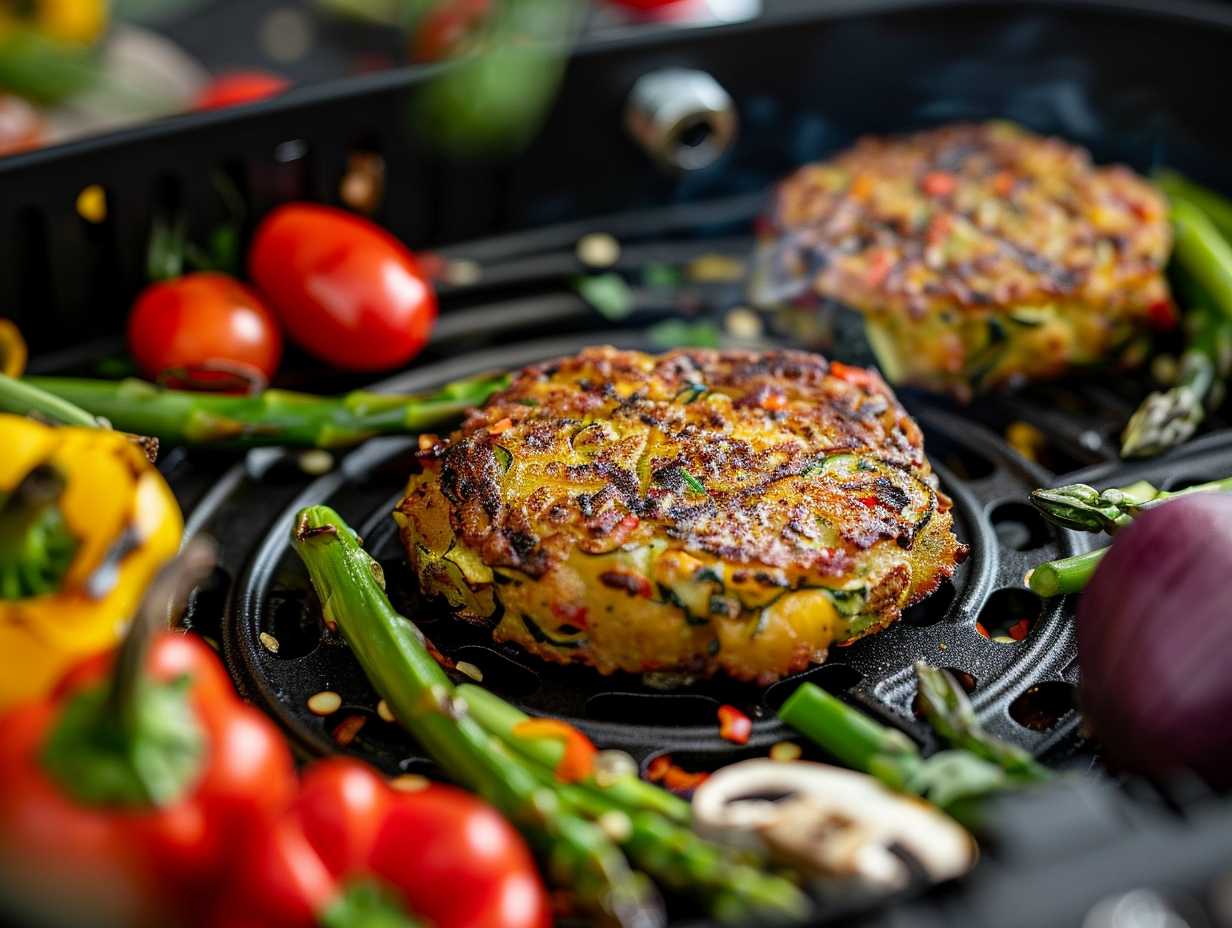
0 414 182 710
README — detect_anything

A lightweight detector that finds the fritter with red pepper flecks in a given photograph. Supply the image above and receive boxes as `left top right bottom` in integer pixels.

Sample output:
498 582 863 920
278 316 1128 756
762 121 1174 398
395 347 966 685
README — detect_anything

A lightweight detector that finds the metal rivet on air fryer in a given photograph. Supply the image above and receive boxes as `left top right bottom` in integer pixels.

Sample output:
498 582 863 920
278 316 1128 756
625 69 737 172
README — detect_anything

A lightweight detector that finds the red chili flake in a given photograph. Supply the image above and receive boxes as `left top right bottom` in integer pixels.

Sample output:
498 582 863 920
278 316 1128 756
717 705 752 745
864 249 895 287
992 170 1016 196
858 493 880 508
551 602 589 629
925 212 954 244
646 755 710 793
489 417 513 435
828 360 880 391
976 622 990 638
332 714 367 747
760 392 787 411
921 171 957 197
1008 618 1032 641
1146 299 1178 331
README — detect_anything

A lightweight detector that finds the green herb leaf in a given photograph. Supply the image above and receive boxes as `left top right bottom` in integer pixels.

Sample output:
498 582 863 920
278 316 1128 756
679 469 706 495
575 273 635 320
648 319 721 349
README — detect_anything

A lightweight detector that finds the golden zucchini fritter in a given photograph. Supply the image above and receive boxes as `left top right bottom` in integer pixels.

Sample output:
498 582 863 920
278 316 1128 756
764 121 1174 397
395 347 966 684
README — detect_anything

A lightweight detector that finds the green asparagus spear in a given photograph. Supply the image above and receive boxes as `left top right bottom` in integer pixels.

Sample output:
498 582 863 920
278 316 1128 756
0 373 102 428
1155 170 1232 241
777 682 1014 817
1026 548 1107 598
1031 475 1232 535
1121 304 1232 458
913 663 1050 782
11 372 510 448
1169 197 1232 325
290 506 661 928
291 505 810 926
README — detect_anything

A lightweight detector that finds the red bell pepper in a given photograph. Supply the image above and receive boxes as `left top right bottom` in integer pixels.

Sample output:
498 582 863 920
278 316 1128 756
213 757 551 928
0 631 295 928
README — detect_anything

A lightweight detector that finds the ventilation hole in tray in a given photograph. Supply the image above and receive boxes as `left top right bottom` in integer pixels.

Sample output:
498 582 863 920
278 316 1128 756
180 565 231 640
912 668 977 719
763 663 863 712
451 645 539 698
585 692 720 726
975 588 1041 643
926 434 995 481
990 501 1051 551
1009 681 1076 732
384 560 439 624
901 578 957 626
263 592 324 659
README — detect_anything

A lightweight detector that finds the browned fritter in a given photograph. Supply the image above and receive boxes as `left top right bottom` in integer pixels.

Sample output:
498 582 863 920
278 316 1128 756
395 347 966 684
763 121 1174 396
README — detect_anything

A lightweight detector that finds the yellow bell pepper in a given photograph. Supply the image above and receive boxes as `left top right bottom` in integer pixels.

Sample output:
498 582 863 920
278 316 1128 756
0 414 182 710
0 0 108 46
0 319 24 377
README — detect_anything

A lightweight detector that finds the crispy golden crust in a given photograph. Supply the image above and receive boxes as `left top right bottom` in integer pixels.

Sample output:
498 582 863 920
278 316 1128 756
396 347 966 683
765 121 1174 395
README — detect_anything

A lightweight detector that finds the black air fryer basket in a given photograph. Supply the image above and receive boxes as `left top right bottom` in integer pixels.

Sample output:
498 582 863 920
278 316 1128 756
7 3 1232 926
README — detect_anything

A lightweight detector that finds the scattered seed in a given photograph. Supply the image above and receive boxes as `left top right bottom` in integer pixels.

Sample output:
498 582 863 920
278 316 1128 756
332 713 366 746
687 253 745 282
445 259 482 286
939 642 949 651
298 449 334 475
725 306 763 339
576 233 620 268
769 741 802 763
377 699 396 723
259 632 281 654
456 661 483 682
390 774 430 793
597 810 632 842
76 184 107 224
308 690 342 716
339 152 385 214
594 750 637 787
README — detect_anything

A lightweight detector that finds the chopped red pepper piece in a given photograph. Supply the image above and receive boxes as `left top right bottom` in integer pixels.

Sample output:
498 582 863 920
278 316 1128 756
550 602 590 629
1008 618 1032 641
512 718 598 783
921 171 957 197
1146 299 1178 330
717 704 752 745
976 622 990 638
646 755 710 792
760 392 788 411
828 361 881 392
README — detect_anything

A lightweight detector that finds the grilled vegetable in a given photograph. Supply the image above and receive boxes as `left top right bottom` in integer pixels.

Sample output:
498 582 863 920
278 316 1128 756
128 272 284 384
13 372 509 448
1025 473 1232 596
397 347 965 684
249 204 437 372
0 550 295 928
692 759 976 888
1077 494 1232 788
216 757 549 928
762 122 1174 397
0 413 182 709
1121 304 1232 457
1169 197 1232 324
291 504 811 927
779 664 1049 822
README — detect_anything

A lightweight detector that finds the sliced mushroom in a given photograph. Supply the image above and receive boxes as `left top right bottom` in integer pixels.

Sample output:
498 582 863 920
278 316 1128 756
693 759 976 889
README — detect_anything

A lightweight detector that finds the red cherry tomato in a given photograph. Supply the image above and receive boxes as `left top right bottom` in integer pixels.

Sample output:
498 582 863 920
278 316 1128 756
412 0 492 62
248 204 437 371
195 72 290 111
128 272 283 383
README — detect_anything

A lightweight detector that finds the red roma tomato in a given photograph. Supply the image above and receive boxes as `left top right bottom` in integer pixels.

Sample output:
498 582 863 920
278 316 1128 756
195 72 290 111
128 272 283 383
248 204 437 371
